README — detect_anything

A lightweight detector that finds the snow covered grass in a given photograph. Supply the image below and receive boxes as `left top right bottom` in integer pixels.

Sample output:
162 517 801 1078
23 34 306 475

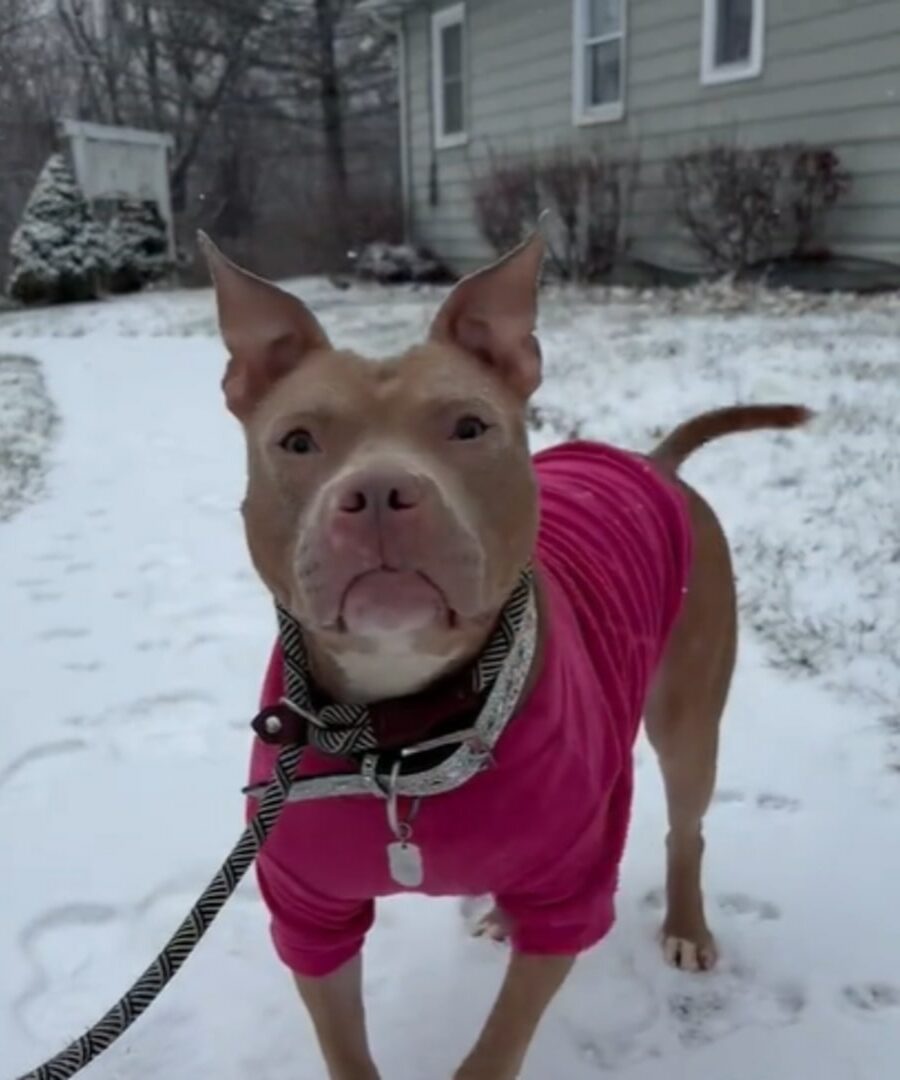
0 354 59 522
2 278 899 1080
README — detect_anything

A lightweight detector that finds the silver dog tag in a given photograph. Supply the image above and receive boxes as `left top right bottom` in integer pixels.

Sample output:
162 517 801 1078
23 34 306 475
387 840 424 888
385 760 424 887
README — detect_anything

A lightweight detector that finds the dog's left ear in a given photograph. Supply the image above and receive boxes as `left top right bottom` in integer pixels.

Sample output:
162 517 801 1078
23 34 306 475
199 233 331 418
429 228 545 400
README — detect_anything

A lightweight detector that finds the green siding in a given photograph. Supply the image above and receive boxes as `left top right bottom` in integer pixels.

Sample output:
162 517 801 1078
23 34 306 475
405 0 900 272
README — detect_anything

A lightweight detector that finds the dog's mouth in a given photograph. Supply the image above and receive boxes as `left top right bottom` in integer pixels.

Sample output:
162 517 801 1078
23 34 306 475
338 568 454 636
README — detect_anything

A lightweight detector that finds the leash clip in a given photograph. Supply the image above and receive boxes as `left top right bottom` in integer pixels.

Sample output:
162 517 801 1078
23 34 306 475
251 698 313 746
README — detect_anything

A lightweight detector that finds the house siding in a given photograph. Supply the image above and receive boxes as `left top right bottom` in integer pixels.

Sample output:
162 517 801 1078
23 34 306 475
404 0 900 273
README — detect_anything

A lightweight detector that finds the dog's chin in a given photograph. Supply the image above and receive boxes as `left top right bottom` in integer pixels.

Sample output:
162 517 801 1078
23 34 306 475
337 569 453 637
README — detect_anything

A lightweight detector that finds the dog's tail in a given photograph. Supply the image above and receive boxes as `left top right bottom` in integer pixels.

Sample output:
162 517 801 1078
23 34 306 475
651 404 814 471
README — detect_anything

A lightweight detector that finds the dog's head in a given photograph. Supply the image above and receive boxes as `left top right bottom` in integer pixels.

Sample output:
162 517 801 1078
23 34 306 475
204 234 544 701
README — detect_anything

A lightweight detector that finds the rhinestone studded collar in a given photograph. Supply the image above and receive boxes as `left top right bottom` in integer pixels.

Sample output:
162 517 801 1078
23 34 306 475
244 570 538 804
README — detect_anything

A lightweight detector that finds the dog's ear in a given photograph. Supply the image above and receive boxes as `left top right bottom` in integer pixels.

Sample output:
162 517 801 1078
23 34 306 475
199 233 331 418
428 228 545 400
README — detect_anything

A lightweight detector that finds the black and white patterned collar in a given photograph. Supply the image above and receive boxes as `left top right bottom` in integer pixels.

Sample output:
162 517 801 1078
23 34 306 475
246 569 539 803
277 568 534 757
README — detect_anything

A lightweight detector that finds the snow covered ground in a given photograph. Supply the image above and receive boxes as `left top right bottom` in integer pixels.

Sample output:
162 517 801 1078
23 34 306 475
2 278 899 1080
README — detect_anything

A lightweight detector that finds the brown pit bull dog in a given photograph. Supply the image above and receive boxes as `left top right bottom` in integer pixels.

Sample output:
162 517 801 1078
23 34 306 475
201 230 810 1080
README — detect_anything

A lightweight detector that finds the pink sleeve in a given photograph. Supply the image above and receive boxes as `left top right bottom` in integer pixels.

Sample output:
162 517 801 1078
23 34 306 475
256 850 374 978
497 862 616 957
496 772 633 957
254 645 374 977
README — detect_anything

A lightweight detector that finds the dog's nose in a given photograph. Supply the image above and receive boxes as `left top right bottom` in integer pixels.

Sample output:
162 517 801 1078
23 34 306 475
336 470 424 516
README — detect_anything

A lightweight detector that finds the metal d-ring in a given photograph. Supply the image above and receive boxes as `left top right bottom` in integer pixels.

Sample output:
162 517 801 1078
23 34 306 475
385 757 421 840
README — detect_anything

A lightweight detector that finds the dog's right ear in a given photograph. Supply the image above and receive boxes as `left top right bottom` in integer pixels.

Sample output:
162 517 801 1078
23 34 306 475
428 226 545 401
199 233 331 419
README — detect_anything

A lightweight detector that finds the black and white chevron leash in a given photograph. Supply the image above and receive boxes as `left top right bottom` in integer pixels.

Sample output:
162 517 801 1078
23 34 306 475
276 568 533 758
13 572 532 1080
14 740 305 1080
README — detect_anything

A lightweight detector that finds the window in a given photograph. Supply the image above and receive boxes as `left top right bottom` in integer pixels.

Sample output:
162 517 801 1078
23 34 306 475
701 0 765 85
573 0 626 125
432 4 467 149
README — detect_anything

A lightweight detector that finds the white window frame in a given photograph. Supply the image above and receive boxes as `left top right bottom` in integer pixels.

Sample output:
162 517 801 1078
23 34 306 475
701 0 766 86
572 0 627 126
431 3 468 150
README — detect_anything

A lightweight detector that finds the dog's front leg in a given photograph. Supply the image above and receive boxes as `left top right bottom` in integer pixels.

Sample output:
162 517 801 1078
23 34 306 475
293 957 380 1080
454 953 574 1080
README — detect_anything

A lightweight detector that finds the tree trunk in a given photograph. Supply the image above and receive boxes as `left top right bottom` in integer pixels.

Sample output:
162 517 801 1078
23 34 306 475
139 0 165 131
312 0 348 203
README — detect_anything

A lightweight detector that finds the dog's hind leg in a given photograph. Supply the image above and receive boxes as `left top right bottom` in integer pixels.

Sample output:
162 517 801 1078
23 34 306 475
644 482 737 973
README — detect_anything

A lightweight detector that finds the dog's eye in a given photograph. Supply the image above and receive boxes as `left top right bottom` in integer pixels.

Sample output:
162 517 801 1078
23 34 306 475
279 428 319 455
451 416 489 441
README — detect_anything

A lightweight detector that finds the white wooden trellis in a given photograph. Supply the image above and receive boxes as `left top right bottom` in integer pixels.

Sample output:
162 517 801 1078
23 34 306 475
61 119 176 258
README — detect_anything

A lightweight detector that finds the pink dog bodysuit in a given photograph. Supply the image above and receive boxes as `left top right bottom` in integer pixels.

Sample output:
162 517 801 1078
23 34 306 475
248 441 693 977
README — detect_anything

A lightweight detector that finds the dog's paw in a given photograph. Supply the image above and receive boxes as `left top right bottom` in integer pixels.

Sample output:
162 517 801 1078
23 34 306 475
471 905 511 944
661 931 719 973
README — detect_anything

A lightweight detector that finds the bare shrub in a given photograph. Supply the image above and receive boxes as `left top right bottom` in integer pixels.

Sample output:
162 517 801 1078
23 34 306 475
472 152 540 255
582 149 639 279
474 144 640 280
535 146 639 281
666 142 851 271
667 144 790 270
790 148 851 258
536 147 581 276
